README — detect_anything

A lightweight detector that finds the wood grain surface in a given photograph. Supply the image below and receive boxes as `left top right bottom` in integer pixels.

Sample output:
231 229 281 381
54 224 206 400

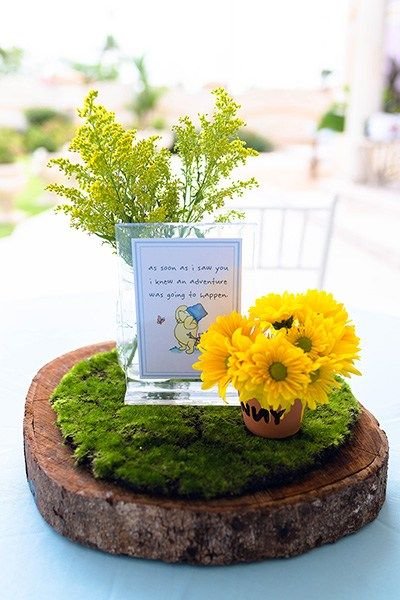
24 342 389 565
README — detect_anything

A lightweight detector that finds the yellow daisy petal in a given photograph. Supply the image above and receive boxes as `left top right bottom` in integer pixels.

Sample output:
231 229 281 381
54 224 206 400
248 292 299 330
286 312 334 360
303 359 340 409
297 289 348 326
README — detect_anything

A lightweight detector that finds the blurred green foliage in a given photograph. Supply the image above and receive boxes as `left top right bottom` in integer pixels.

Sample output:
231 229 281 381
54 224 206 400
69 37 165 128
25 107 66 127
317 102 346 133
236 129 274 152
150 116 167 131
384 58 400 114
0 223 15 238
15 172 47 216
0 167 50 238
24 108 74 153
70 35 120 83
0 128 24 163
129 55 165 128
71 62 119 83
0 46 23 75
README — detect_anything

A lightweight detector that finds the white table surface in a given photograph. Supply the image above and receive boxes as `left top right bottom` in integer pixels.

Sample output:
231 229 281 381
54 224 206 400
1 289 399 600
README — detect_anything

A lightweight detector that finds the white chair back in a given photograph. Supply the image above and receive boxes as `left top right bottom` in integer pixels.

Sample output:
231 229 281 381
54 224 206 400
234 196 337 305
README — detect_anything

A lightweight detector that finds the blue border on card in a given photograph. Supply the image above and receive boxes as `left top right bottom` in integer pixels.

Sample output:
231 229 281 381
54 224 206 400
132 238 242 379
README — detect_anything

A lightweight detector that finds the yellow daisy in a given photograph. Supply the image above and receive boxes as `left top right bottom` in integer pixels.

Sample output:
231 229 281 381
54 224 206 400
303 359 340 410
227 328 254 391
248 292 299 330
330 324 361 376
297 289 348 326
193 326 255 400
238 333 312 411
200 310 256 343
192 331 232 399
193 290 361 410
286 312 334 360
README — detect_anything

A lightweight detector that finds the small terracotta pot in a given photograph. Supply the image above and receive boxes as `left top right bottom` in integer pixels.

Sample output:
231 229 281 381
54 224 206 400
241 398 304 439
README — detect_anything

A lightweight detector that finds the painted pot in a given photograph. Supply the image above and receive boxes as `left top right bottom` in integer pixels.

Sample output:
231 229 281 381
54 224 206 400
241 398 304 439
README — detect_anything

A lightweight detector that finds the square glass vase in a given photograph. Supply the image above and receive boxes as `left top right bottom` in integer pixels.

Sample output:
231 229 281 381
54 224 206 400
115 222 256 405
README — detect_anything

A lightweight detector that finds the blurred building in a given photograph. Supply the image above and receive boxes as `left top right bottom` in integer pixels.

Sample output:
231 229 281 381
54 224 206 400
345 0 400 183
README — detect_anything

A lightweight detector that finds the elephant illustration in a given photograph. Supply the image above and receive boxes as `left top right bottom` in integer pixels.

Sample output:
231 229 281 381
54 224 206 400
173 303 208 354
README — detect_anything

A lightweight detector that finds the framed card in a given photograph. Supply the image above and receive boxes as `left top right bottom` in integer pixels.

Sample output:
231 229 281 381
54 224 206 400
132 238 242 378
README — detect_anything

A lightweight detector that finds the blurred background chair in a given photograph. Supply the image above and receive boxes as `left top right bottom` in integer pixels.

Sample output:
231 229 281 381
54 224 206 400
232 196 338 305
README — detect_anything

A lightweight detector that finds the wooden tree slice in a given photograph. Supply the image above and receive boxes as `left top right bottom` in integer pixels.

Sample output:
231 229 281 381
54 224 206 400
24 342 389 565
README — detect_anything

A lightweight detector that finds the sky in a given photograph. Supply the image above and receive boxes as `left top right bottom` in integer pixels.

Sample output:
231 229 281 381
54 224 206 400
1 0 351 90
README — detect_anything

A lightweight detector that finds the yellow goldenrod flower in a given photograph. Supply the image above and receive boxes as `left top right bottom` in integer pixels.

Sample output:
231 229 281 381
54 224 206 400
248 292 299 330
48 89 259 248
237 333 313 411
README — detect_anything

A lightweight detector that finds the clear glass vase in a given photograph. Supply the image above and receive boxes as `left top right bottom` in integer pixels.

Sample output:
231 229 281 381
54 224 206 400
115 222 255 405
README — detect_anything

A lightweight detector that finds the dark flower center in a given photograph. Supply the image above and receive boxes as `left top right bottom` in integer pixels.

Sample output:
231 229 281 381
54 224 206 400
269 361 288 381
296 335 312 353
273 316 294 330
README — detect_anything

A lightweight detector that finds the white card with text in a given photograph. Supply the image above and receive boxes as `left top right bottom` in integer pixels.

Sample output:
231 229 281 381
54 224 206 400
132 238 242 378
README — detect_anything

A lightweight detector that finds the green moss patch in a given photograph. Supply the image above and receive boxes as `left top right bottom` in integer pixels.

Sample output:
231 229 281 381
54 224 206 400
51 351 361 500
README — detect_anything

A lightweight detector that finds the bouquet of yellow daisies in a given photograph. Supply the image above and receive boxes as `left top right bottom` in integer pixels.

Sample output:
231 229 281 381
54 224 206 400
193 290 361 412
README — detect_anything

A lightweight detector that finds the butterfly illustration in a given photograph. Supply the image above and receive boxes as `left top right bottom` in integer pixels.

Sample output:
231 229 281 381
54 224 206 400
157 315 166 325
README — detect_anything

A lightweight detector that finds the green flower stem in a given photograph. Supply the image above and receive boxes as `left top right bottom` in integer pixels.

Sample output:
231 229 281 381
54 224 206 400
125 336 138 371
